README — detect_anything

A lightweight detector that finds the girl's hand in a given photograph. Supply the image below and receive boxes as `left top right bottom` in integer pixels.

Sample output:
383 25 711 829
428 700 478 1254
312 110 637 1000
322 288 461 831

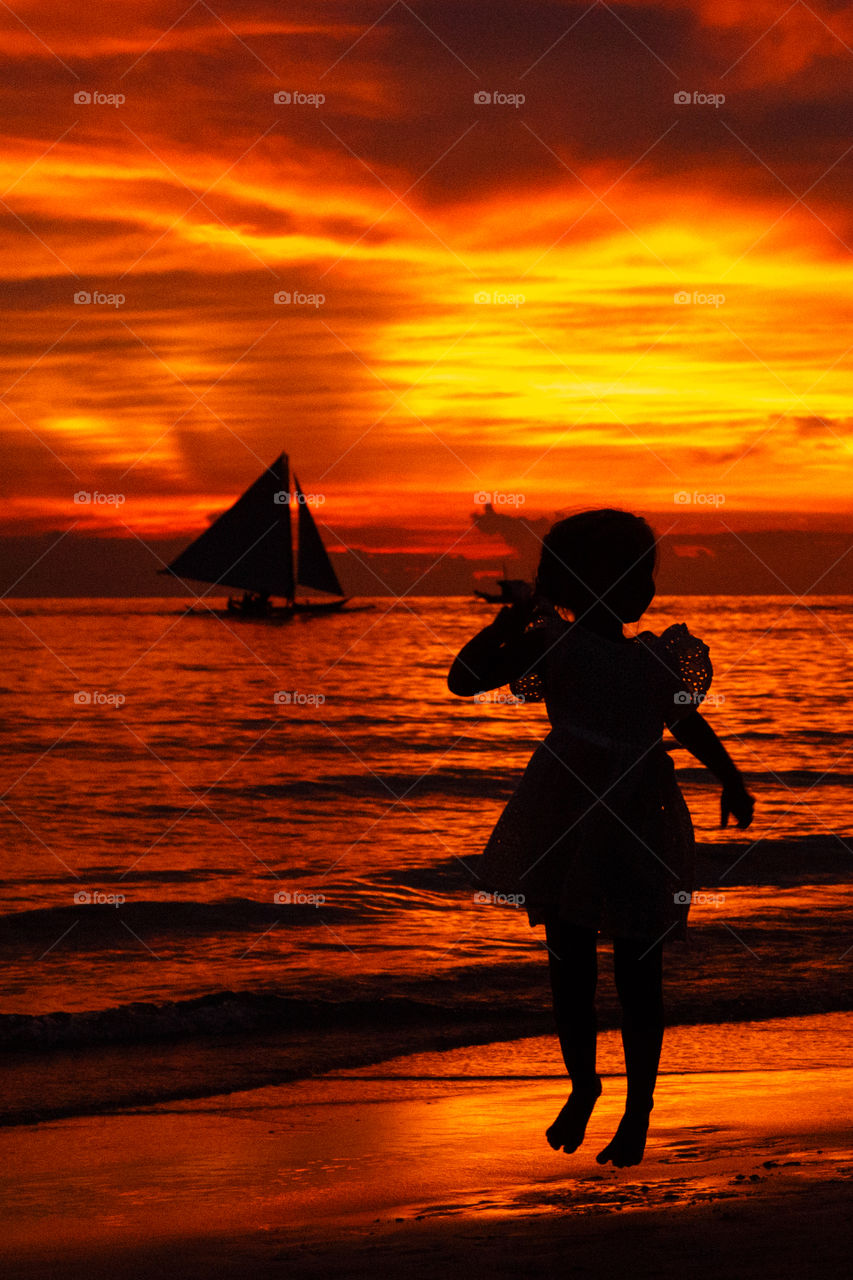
721 781 755 829
488 599 537 639
448 599 549 696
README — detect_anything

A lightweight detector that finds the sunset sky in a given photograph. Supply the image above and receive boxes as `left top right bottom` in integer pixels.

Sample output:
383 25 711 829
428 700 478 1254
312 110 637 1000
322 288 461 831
2 0 853 571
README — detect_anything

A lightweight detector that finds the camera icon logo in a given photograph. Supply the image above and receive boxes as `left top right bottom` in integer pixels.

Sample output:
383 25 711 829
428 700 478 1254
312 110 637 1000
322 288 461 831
73 491 91 504
273 91 291 104
74 691 92 705
673 890 692 904
673 690 693 705
74 91 92 105
474 91 491 104
673 91 691 105
274 691 292 704
74 291 92 304
674 291 691 305
273 291 291 304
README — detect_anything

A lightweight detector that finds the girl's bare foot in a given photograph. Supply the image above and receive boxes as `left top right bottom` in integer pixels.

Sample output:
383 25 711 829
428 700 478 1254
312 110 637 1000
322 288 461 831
546 1077 602 1152
596 1106 652 1167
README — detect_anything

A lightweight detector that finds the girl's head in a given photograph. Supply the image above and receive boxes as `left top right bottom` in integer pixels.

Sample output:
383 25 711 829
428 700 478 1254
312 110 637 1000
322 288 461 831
534 509 657 624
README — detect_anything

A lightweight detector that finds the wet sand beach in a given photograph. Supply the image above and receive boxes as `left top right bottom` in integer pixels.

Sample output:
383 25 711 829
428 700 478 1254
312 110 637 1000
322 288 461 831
3 1016 852 1279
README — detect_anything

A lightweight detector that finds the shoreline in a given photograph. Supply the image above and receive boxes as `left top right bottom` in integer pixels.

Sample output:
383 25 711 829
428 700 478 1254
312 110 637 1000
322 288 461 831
4 995 853 1128
2 835 851 1127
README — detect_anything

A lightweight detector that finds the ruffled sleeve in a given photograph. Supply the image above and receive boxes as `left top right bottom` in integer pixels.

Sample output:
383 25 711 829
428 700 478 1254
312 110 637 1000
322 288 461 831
508 610 560 703
509 667 545 703
640 623 712 714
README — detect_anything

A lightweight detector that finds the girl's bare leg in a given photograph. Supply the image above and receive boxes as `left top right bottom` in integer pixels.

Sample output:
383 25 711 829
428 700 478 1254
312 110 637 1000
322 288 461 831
543 913 602 1152
597 934 664 1168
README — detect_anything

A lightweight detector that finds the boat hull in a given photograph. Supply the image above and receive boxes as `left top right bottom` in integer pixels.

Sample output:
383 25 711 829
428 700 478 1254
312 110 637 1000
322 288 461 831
178 598 375 621
474 579 533 605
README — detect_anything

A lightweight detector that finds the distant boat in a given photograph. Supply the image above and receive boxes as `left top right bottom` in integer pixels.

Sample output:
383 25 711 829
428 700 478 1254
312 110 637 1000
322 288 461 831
161 454 352 618
474 564 533 605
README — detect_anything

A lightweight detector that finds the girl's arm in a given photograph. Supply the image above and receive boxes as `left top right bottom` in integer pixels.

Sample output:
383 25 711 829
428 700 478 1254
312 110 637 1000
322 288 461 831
667 709 755 828
447 600 545 696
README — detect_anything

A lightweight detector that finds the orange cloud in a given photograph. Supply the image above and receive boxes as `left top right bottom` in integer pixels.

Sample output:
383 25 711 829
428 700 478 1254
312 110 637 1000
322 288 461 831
1 0 852 566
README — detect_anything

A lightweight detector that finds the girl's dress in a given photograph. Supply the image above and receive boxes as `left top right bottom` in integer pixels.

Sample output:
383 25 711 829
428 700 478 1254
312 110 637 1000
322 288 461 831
476 613 712 942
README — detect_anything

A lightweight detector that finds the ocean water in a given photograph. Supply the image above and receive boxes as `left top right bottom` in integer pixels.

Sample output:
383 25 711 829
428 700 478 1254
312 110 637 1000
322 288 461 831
1 596 851 1078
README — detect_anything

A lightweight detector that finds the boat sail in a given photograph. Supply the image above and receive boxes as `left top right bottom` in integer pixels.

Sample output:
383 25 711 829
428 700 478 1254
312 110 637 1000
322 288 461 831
161 454 348 616
294 473 343 598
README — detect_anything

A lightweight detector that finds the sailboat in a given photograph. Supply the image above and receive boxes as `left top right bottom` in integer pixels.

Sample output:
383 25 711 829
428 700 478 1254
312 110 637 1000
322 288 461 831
474 561 533 605
161 454 350 618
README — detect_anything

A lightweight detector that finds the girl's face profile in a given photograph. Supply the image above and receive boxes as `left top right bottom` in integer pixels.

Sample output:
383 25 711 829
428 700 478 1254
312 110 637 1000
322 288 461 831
612 568 656 623
634 570 656 620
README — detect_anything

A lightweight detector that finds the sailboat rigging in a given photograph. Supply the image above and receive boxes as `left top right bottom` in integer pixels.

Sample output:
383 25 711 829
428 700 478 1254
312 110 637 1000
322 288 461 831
160 454 351 617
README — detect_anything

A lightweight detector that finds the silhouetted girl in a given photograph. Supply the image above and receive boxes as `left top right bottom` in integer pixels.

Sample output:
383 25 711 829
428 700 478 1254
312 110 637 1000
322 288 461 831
448 510 754 1167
